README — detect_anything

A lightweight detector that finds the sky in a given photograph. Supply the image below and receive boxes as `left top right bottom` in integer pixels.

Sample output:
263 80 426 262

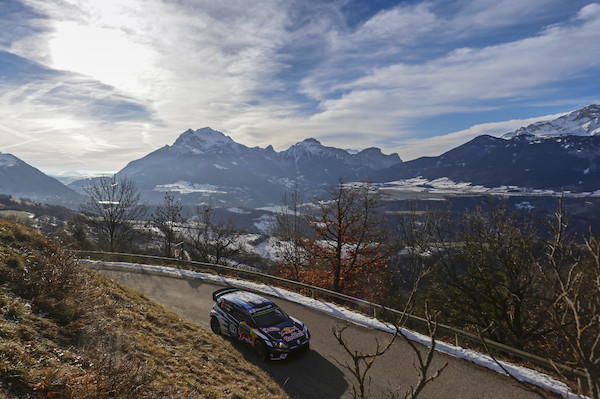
1 0 599 177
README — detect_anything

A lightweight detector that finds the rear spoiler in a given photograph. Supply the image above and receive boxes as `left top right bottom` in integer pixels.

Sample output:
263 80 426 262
212 287 239 301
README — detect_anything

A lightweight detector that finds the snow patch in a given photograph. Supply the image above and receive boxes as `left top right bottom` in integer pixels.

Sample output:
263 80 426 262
227 207 249 214
253 214 274 234
376 177 600 198
154 181 227 194
515 201 534 211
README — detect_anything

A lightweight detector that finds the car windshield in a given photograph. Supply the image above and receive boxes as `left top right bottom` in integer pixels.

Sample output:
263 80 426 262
252 306 289 327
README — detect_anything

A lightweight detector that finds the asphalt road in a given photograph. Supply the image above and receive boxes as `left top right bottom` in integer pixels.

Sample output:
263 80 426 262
93 265 558 399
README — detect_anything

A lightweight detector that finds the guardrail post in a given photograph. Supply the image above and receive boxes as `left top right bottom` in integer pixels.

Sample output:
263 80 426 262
373 307 377 319
455 334 460 347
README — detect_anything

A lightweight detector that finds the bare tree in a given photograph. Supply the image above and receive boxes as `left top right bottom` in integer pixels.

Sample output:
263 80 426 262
393 302 447 399
151 193 184 257
541 204 600 399
80 176 146 252
394 203 453 291
273 188 308 280
187 204 239 265
332 267 446 399
333 323 391 399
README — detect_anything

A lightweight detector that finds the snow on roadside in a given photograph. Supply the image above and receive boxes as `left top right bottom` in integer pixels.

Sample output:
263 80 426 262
80 259 582 398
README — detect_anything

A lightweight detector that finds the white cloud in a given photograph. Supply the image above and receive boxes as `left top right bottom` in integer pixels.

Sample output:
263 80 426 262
449 0 563 33
333 3 438 50
300 2 600 141
0 1 599 175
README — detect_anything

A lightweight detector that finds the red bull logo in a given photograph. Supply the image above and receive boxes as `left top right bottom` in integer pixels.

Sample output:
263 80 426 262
281 326 304 342
280 326 298 336
239 330 253 344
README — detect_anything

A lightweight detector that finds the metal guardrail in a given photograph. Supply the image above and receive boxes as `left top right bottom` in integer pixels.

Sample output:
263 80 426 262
74 250 586 382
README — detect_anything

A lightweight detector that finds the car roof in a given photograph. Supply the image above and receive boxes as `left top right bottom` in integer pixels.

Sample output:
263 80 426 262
221 291 277 314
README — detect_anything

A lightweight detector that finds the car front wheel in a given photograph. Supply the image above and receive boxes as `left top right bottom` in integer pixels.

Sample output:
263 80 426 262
210 316 221 335
254 340 269 362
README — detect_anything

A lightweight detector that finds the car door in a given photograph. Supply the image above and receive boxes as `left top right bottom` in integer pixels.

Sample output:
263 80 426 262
218 300 240 338
238 319 254 345
228 307 247 341
233 309 256 345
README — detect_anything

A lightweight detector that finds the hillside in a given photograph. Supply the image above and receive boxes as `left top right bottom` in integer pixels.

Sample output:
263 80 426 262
0 220 288 398
0 153 82 205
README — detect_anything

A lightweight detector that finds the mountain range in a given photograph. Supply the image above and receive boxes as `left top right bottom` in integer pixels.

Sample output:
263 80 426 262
110 128 401 207
1 104 599 208
372 104 600 193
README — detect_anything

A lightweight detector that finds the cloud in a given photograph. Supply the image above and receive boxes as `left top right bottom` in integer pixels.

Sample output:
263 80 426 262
0 0 599 175
1 0 296 172
298 1 600 142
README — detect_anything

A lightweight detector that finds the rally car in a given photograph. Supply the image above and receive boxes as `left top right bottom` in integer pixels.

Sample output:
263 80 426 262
210 287 310 361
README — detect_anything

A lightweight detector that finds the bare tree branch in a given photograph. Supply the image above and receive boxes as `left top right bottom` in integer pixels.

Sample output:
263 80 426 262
80 176 146 252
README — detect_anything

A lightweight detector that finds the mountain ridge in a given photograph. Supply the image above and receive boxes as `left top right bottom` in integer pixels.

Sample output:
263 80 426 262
0 152 82 205
114 127 402 206
503 104 600 138
2 104 599 207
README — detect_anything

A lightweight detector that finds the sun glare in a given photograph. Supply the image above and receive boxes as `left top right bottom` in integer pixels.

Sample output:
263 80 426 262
35 117 85 131
49 21 155 94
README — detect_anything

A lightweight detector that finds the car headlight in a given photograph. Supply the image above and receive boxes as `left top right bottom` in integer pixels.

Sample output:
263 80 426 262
273 341 287 349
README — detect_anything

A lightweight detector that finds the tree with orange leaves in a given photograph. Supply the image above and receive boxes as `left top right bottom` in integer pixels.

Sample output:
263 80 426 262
303 179 390 299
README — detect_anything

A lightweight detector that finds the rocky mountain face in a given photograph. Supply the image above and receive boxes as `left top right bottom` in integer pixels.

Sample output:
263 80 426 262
0 153 82 205
372 105 600 193
503 104 600 138
114 128 402 207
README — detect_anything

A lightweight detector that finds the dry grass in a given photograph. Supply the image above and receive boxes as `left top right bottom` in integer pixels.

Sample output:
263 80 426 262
0 220 289 398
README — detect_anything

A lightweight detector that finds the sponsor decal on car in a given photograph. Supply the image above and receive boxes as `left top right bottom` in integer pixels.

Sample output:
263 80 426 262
239 330 253 344
280 326 304 342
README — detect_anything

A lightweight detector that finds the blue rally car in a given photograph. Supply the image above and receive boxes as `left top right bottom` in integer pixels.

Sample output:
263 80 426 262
210 288 310 361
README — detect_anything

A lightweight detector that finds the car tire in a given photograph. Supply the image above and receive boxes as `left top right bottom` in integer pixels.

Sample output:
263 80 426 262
254 340 269 362
210 316 221 335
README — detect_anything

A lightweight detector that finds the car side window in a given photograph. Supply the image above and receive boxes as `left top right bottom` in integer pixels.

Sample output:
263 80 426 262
245 316 257 328
229 307 245 322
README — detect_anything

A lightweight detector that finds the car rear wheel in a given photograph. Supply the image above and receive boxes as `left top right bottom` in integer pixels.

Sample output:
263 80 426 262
254 340 268 362
210 316 221 335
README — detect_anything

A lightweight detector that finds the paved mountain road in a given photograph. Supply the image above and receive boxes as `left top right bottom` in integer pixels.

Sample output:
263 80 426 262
94 265 558 399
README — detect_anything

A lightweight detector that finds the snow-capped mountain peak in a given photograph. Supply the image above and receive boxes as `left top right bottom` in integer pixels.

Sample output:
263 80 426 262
172 127 241 154
503 104 600 139
286 138 333 156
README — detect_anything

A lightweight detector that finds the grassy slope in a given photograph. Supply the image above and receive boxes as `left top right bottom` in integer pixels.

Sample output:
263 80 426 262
0 220 288 398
